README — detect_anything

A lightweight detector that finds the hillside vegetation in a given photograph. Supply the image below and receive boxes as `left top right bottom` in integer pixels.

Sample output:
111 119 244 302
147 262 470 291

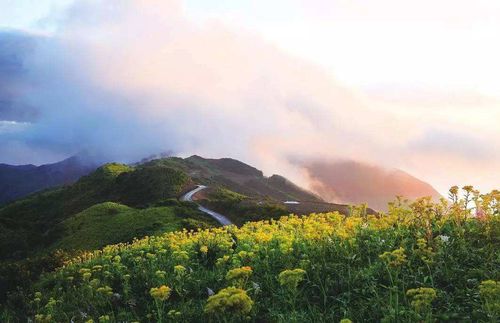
0 163 190 260
143 155 323 203
3 188 498 322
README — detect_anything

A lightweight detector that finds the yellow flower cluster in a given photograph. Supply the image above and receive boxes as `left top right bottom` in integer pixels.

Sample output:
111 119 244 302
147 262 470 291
278 268 306 290
204 287 253 316
96 286 113 296
406 287 437 312
379 247 407 268
150 285 172 301
226 266 253 287
415 238 434 265
174 265 187 276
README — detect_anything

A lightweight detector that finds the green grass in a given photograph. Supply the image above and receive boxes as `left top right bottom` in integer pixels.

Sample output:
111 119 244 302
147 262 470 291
202 187 288 225
51 202 184 252
0 163 190 260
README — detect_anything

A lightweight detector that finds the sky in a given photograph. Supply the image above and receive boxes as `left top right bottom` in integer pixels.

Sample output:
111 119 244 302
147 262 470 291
0 0 498 194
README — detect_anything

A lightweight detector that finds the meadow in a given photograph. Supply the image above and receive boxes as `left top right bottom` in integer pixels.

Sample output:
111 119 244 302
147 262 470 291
2 187 499 322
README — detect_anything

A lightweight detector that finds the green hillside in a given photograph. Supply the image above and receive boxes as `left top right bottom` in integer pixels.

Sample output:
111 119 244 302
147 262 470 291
143 155 323 202
0 163 191 259
52 202 185 252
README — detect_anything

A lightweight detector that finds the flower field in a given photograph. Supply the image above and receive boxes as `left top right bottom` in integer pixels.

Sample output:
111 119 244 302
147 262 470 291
3 189 499 322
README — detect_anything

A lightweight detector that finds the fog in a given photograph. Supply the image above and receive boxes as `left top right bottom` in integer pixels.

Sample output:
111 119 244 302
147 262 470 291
0 0 498 194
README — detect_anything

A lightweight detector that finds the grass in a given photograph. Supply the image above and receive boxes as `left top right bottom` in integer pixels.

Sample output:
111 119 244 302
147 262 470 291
0 163 190 260
2 188 498 322
51 202 184 252
201 187 288 225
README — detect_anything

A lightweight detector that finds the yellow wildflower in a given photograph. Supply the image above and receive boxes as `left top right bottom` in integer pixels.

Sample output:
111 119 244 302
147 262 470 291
174 265 187 276
98 315 110 323
204 287 253 316
96 286 113 296
406 287 437 312
379 247 407 267
150 285 172 301
226 266 253 287
278 268 306 290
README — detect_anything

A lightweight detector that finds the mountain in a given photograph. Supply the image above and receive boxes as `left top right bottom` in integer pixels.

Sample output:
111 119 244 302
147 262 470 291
141 155 365 224
303 159 442 210
0 155 98 205
146 155 323 202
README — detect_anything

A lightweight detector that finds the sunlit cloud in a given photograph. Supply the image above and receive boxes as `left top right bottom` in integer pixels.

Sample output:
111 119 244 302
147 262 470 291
0 0 498 196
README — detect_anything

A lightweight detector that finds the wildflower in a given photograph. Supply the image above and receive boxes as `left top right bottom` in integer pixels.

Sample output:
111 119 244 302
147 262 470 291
406 287 437 312
92 265 103 271
45 297 57 309
204 287 253 316
150 285 172 301
340 319 353 323
98 315 110 323
216 255 230 267
479 280 500 317
252 281 261 294
90 278 100 288
172 250 190 263
168 310 182 317
226 266 253 287
34 314 45 322
155 270 166 279
80 268 92 280
415 238 434 265
34 291 42 304
200 245 209 254
174 265 186 276
437 235 450 243
379 247 407 267
278 269 307 290
96 286 113 296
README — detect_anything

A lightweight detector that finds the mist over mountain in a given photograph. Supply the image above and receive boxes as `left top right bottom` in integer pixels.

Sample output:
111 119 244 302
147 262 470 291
303 159 442 210
0 0 497 192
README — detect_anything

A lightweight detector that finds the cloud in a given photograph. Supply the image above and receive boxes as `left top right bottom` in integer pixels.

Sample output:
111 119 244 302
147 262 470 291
0 0 498 194
410 129 498 161
0 0 366 165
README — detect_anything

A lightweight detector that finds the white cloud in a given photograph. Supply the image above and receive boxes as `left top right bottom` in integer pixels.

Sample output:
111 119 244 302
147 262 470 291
0 0 498 193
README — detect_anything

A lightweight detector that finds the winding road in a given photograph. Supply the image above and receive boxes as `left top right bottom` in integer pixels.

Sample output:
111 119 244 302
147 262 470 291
180 185 232 226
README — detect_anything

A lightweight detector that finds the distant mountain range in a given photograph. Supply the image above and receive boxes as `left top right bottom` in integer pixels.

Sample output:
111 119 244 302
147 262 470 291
302 159 442 210
0 154 441 211
0 156 98 205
